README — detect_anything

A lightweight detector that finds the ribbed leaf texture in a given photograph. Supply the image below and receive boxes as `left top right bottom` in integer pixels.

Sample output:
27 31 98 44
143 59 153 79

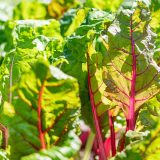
60 8 89 37
150 1 160 65
102 0 160 130
48 0 80 19
13 0 47 20
112 108 160 160
61 8 114 159
61 8 114 127
0 61 81 159
0 19 63 106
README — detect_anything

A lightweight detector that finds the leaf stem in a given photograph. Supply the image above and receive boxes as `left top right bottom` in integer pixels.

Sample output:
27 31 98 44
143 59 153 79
87 53 107 160
108 110 116 156
0 123 8 149
38 81 46 150
127 16 136 131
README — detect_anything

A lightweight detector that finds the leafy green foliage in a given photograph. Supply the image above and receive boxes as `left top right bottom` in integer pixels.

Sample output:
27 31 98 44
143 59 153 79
150 0 160 11
1 0 160 159
13 0 48 20
84 0 123 12
60 8 89 37
150 2 160 65
61 9 114 127
0 19 63 105
112 108 160 160
21 131 80 160
48 0 80 19
0 149 9 160
102 0 160 129
0 61 81 159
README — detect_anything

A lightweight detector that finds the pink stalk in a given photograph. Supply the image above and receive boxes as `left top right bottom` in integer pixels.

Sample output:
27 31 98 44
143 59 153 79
127 16 136 131
108 111 116 156
80 131 90 148
87 53 107 160
93 137 100 155
120 16 137 151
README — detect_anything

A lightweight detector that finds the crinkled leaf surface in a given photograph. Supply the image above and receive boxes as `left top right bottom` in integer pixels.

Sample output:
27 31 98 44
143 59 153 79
61 9 114 159
150 3 160 65
102 1 160 118
0 19 63 105
112 108 160 160
145 94 160 116
0 61 81 159
21 131 80 160
61 9 114 127
13 0 48 20
60 8 89 37
48 0 80 19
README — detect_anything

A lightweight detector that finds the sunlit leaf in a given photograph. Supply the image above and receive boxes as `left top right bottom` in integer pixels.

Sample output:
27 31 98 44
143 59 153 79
0 61 81 159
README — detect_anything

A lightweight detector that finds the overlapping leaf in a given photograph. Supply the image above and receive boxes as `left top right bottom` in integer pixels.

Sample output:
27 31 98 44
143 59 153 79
61 9 114 126
0 19 63 105
48 0 80 19
60 8 89 37
61 9 114 159
112 108 160 160
0 61 81 159
21 131 80 160
102 0 160 120
13 0 48 20
0 149 9 160
150 2 160 65
84 0 123 12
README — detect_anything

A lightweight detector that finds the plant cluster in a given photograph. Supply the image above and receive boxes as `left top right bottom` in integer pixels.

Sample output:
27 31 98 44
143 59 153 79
0 0 160 160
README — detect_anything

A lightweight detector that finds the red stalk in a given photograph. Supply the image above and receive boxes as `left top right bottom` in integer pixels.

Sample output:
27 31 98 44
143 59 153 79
120 16 137 151
38 81 46 150
87 53 107 160
127 16 136 131
108 110 116 156
80 130 90 148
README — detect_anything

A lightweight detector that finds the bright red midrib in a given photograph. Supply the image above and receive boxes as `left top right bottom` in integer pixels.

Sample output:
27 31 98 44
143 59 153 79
87 53 107 160
128 16 136 131
38 81 46 150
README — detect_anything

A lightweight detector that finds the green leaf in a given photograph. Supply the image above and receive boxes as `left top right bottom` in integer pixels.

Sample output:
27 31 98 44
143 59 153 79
145 95 160 116
84 0 123 12
0 19 63 105
13 0 48 20
13 19 63 48
61 9 113 127
113 108 160 159
61 9 114 159
102 0 160 122
21 131 80 160
60 8 89 37
150 0 160 11
48 0 80 19
0 149 9 160
150 5 160 65
0 61 81 159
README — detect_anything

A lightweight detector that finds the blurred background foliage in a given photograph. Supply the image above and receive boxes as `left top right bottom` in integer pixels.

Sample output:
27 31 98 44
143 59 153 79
0 0 124 66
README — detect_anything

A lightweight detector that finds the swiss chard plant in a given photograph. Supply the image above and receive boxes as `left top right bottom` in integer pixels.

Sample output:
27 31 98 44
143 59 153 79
0 0 160 160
